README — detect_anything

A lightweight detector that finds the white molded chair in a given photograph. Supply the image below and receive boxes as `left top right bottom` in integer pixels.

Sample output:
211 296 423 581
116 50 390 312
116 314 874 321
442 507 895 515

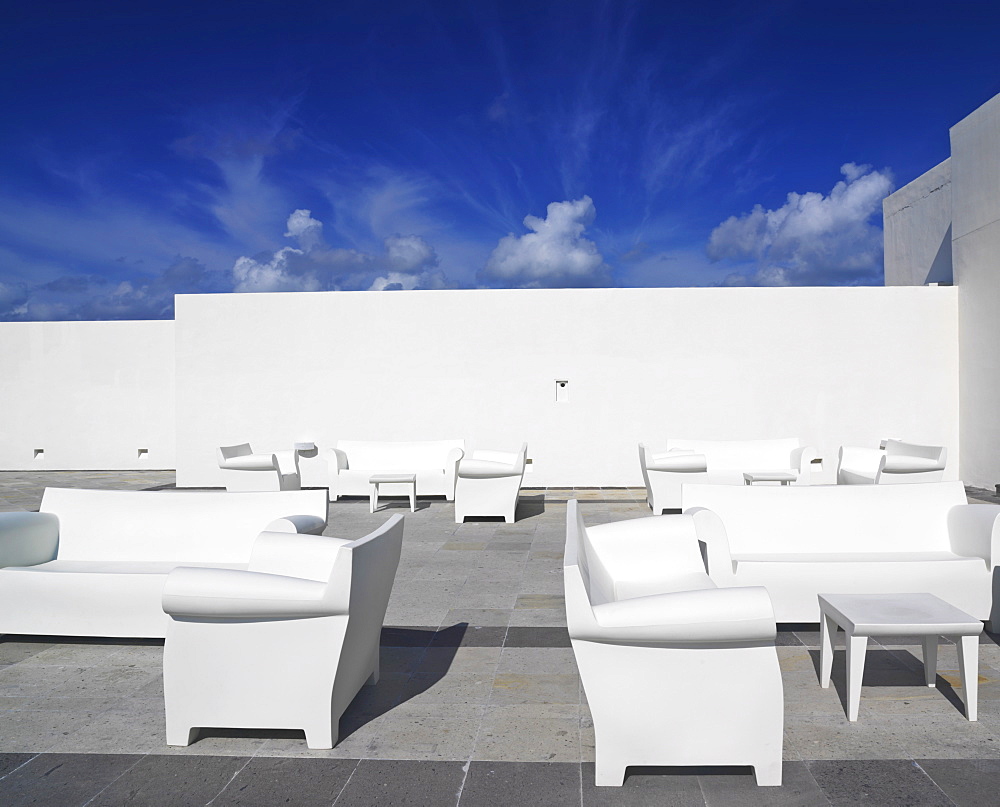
565 500 783 787
454 443 528 523
217 443 301 492
161 515 404 749
837 439 947 484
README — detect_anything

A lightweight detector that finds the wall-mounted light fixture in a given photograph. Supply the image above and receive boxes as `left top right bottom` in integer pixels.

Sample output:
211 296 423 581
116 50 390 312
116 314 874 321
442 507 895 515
555 379 569 403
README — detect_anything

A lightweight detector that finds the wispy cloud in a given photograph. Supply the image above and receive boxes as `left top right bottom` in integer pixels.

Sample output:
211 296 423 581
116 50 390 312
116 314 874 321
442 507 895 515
706 163 894 286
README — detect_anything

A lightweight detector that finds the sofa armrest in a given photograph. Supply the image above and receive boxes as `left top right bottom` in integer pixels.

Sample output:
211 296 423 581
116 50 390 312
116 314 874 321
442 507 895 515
265 514 327 535
646 453 709 472
837 446 881 479
688 508 735 582
0 511 59 568
458 458 518 479
444 447 465 491
948 504 1000 568
219 453 278 471
587 586 776 644
326 447 348 471
162 566 335 619
791 445 820 476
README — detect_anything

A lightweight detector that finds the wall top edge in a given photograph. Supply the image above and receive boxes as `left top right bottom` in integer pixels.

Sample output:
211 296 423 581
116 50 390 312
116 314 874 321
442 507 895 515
950 90 1000 135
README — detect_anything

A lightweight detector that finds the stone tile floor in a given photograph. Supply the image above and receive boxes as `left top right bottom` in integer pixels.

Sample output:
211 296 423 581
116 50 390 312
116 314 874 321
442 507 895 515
1 472 1000 804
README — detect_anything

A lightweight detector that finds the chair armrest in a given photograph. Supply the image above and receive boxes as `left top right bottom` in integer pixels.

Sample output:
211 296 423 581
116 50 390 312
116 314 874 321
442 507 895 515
0 512 59 567
646 453 708 472
585 586 776 644
948 504 1000 568
219 453 278 471
272 450 301 476
880 455 945 474
791 445 820 475
838 446 881 473
458 459 518 479
326 447 348 471
688 507 735 582
265 514 327 535
162 567 334 619
444 447 465 492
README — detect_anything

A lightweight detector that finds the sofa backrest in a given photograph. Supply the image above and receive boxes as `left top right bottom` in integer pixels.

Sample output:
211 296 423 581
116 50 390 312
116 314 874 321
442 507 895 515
40 488 328 562
666 438 799 469
682 481 967 555
337 440 465 471
884 439 947 465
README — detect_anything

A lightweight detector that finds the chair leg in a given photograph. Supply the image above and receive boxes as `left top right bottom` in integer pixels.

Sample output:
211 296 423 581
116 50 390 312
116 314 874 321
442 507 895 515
304 721 336 750
753 758 782 786
593 755 627 786
366 651 380 685
165 724 201 747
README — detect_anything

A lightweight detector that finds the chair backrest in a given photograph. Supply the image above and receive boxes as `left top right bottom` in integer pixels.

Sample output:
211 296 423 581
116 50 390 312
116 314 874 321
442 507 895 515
472 443 527 472
217 444 253 462
337 440 465 470
884 439 947 465
666 438 799 469
40 488 328 562
682 481 967 555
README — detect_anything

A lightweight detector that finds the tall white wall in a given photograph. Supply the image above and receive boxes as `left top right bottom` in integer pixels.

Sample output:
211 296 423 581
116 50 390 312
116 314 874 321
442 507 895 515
174 287 959 488
952 93 1000 490
0 321 175 470
883 159 953 286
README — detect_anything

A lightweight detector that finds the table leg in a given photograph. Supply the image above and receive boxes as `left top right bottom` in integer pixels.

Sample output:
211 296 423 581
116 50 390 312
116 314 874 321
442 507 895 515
846 634 868 721
370 483 378 514
957 635 979 721
922 635 938 687
820 611 836 688
409 482 416 513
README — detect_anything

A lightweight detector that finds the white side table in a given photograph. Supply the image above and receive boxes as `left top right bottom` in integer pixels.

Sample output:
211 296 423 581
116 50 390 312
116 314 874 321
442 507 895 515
743 471 797 486
369 473 416 513
819 592 982 721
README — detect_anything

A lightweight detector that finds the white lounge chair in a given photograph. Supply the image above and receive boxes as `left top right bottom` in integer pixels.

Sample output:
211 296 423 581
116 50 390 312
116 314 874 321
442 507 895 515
454 443 528 523
564 500 783 787
837 439 947 484
161 515 404 749
217 443 301 492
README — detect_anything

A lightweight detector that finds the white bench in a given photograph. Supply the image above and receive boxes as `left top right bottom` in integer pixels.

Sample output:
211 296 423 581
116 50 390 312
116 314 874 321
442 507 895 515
683 481 999 625
0 487 328 638
639 438 820 512
325 440 464 503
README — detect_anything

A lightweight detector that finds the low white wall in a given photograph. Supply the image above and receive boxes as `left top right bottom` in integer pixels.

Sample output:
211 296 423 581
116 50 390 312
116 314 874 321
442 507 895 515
0 321 175 470
174 286 959 489
883 159 953 286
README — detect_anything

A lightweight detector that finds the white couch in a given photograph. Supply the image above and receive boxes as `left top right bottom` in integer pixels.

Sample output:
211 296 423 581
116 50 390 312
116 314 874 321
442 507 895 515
565 500 783 787
639 438 820 513
0 488 328 638
216 443 302 492
325 440 464 502
454 443 528 523
162 514 404 749
838 439 947 484
682 481 999 626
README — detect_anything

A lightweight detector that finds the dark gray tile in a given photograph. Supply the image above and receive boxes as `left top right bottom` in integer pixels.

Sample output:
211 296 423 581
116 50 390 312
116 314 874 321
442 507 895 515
213 757 358 806
0 639 56 665
431 626 506 648
581 762 704 806
774 630 804 647
0 753 141 807
700 761 826 806
461 761 579 807
917 759 1000 807
333 759 465 807
381 627 439 647
89 754 250 807
807 760 954 806
505 627 572 648
0 753 34 779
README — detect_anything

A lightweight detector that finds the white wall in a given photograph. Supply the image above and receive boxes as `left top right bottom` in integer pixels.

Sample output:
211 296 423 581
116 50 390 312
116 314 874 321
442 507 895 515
883 159 953 286
174 286 959 489
952 93 1000 489
0 320 175 470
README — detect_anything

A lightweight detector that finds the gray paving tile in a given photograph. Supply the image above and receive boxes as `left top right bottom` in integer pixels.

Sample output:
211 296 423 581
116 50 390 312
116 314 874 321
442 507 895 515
460 761 580 807
367 715 480 761
0 753 141 807
807 759 954 806
505 627 571 648
333 759 465 807
88 754 250 806
0 752 34 779
211 757 358 806
917 758 1000 807
473 712 580 762
580 762 705 806
699 760 827 806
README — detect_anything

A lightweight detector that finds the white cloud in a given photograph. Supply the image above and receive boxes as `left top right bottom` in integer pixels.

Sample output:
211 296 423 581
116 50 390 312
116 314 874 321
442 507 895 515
481 196 610 287
284 209 324 252
706 163 894 286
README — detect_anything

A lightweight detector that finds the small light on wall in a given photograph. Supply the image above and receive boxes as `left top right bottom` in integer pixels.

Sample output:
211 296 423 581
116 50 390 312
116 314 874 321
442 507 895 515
555 379 569 403
33 448 44 459
137 448 149 458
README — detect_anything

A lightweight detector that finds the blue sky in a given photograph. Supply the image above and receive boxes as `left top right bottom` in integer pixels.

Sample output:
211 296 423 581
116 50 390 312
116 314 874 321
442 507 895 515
1 0 999 319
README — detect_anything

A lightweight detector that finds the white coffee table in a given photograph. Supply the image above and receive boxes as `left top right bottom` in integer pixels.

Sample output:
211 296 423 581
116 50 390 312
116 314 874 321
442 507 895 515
369 473 416 513
743 471 797 486
818 592 982 721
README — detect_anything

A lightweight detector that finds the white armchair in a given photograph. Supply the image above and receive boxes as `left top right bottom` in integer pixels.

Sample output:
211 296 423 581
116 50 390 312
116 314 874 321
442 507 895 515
565 500 783 787
454 443 528 523
217 443 301 492
837 439 947 484
161 514 404 749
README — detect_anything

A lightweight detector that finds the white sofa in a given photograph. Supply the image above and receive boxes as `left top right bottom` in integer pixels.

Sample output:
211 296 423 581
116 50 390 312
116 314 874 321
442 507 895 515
325 440 465 502
837 439 947 485
162 513 404 749
454 443 528 523
0 488 328 638
639 438 820 513
565 500 783 787
217 443 302 492
682 481 999 626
